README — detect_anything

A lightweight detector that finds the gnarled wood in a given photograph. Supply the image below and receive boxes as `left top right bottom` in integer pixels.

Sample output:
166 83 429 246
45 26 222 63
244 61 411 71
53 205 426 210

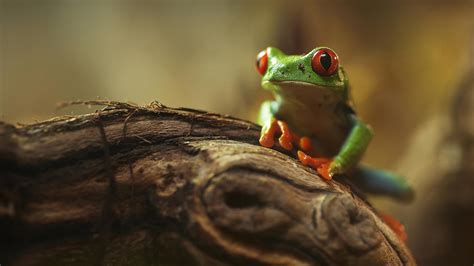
0 101 416 265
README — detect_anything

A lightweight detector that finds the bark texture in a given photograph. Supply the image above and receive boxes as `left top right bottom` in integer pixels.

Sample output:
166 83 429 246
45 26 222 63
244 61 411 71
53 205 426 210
0 101 416 265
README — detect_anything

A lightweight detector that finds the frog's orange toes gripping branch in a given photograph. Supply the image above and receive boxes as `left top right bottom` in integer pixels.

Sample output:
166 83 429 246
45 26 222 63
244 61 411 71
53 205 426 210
276 120 294 150
380 213 408 242
259 120 279 148
316 163 332 180
259 120 299 150
297 151 332 180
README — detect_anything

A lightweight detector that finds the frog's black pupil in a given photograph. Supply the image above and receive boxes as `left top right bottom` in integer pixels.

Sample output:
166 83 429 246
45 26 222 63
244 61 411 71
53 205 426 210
320 52 332 71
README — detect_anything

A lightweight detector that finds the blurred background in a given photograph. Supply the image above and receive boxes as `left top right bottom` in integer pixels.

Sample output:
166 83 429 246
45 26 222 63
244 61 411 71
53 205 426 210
1 0 473 264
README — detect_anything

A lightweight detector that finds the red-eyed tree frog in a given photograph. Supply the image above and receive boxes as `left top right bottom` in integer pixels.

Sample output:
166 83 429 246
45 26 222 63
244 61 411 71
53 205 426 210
255 47 414 203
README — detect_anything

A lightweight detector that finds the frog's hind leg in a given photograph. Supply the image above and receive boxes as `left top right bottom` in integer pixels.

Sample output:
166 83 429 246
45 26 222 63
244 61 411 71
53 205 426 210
351 166 412 241
351 166 414 202
379 212 408 242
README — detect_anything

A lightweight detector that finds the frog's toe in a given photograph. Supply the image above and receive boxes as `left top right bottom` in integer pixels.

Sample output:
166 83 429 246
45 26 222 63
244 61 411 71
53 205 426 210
278 135 293 150
297 150 310 165
276 120 294 150
259 133 274 148
317 163 332 180
297 151 332 180
259 120 278 148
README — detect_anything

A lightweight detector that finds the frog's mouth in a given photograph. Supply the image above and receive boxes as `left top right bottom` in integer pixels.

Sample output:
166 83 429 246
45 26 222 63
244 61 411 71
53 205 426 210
262 80 343 104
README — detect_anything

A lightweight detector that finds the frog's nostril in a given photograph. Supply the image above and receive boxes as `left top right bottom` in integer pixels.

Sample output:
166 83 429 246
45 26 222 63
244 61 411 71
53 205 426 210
298 63 305 73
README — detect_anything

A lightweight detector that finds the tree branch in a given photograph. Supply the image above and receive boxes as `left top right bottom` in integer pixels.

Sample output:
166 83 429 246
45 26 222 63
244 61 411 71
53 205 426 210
0 101 416 265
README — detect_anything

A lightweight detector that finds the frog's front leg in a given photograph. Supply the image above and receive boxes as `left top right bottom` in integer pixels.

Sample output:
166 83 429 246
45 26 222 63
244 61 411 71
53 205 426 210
298 115 373 180
259 120 295 150
327 114 373 178
258 101 297 150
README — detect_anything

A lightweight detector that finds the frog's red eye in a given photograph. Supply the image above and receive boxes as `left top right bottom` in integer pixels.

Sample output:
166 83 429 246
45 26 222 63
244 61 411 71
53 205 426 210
256 50 268 75
311 48 339 76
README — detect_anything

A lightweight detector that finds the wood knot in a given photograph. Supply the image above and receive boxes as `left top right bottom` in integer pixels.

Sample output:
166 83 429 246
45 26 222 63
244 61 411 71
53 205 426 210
321 194 382 252
203 171 295 234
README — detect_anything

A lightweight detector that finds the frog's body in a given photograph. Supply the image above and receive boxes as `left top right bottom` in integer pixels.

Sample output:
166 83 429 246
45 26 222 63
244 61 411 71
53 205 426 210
256 47 413 202
267 81 351 156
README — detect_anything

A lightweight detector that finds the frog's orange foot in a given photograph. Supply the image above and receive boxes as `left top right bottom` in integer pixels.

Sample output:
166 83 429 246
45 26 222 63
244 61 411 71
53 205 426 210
276 120 294 150
317 162 332 180
380 213 408 242
297 151 332 180
259 120 296 150
259 120 278 148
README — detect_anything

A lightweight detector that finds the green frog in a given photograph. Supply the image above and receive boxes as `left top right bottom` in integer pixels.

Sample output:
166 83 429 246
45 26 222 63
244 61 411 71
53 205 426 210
256 46 413 241
256 46 413 203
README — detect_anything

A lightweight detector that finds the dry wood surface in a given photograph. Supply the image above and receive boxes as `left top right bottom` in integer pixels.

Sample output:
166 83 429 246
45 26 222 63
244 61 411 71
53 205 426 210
0 101 416 266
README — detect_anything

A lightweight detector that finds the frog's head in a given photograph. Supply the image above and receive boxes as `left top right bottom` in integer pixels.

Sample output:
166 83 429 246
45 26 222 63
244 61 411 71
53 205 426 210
256 47 350 102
